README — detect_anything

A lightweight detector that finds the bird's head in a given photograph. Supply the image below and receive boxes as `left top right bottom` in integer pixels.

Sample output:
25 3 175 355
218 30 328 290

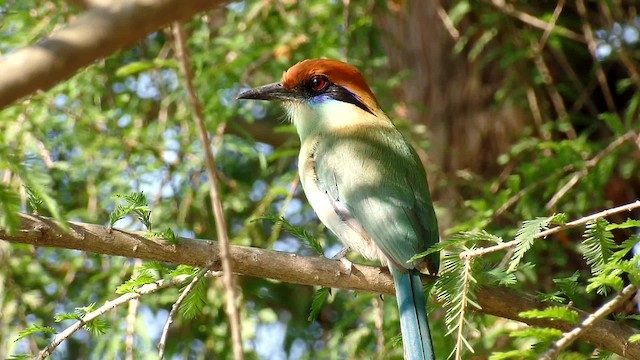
238 59 386 140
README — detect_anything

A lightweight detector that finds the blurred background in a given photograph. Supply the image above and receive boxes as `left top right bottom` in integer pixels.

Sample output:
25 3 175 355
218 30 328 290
1 0 639 359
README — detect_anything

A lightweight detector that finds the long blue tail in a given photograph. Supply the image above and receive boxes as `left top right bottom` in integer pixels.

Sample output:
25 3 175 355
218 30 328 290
391 267 435 360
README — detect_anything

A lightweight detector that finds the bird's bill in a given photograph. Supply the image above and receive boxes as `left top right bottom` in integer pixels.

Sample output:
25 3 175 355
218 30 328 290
237 82 296 101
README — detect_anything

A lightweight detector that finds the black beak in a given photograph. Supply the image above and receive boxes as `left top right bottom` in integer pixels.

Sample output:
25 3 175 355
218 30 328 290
237 82 297 101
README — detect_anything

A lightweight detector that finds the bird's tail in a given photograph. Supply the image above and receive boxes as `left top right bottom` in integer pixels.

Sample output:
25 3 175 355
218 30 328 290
391 267 435 360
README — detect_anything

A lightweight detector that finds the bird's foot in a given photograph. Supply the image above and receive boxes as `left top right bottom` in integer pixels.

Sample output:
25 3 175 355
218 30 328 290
332 247 352 275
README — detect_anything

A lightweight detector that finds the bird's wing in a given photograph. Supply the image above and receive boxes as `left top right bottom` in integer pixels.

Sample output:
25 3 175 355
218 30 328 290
313 126 439 273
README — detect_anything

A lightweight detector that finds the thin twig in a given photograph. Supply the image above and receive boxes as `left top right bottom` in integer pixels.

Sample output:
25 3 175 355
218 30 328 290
269 174 300 243
537 0 565 51
488 0 584 43
372 296 385 354
462 200 640 259
37 275 193 359
575 0 617 113
435 0 459 40
546 131 638 210
158 266 221 359
539 284 638 360
172 22 244 360
125 259 143 360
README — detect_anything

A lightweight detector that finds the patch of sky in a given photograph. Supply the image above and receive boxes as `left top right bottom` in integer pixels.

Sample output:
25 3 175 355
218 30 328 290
220 86 241 108
226 1 245 13
135 72 161 100
54 94 68 109
595 18 640 61
273 235 301 253
118 114 132 128
250 180 267 202
254 321 288 360
161 128 181 164
112 81 126 94
254 142 274 156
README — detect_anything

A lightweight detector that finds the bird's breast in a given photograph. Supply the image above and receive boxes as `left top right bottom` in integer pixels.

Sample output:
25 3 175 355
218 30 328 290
298 135 389 263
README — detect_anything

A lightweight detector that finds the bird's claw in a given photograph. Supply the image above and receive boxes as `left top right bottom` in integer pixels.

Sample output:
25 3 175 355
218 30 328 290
332 247 352 275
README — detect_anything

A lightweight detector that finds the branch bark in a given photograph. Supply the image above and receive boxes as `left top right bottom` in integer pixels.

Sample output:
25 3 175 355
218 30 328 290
0 0 223 110
1 214 638 358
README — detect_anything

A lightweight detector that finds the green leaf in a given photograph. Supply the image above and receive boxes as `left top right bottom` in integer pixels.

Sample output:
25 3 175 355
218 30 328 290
116 269 159 294
508 217 552 272
409 230 502 263
115 59 179 77
510 327 563 341
519 306 579 323
149 227 178 244
630 334 640 343
179 276 208 319
0 184 21 234
580 218 615 276
110 192 152 229
308 287 330 321
553 272 581 303
606 219 640 230
54 312 82 322
15 324 56 342
257 215 323 254
489 350 536 360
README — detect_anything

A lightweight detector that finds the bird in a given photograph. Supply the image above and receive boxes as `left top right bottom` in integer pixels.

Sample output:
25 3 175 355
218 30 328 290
238 59 440 360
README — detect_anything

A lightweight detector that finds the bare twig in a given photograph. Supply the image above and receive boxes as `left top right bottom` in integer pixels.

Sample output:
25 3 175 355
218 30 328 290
575 0 617 113
537 0 565 51
435 0 460 40
158 266 221 359
3 214 639 358
462 200 640 259
37 275 193 360
172 22 244 360
540 284 638 360
372 296 385 354
487 0 584 43
125 259 143 360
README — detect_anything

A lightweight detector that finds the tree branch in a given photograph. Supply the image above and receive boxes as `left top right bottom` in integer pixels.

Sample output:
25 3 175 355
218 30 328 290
0 0 223 109
2 214 638 358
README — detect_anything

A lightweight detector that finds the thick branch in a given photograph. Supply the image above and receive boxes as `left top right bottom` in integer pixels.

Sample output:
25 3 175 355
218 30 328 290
0 0 223 109
2 214 638 358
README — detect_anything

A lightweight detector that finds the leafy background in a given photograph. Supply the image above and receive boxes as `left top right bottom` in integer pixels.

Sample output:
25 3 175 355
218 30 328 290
1 0 640 359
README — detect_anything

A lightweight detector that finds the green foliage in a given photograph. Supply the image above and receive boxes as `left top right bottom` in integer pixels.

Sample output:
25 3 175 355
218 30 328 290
178 275 209 320
552 272 582 304
581 219 616 276
258 215 323 254
109 192 151 229
508 217 552 272
519 306 579 324
14 325 56 342
0 184 20 233
308 287 330 321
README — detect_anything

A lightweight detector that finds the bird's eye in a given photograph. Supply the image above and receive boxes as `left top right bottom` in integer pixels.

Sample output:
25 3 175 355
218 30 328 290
309 75 328 92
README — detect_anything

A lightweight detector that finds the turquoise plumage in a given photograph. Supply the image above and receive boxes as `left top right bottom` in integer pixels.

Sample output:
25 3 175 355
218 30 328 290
238 59 440 360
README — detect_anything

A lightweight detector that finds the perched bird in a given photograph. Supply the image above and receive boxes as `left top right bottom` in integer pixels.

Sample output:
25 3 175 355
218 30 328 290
238 59 440 360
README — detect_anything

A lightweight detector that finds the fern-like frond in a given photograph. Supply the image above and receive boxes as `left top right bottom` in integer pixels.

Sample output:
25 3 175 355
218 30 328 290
434 247 481 358
519 306 579 323
308 287 330 321
257 215 323 254
580 218 615 276
179 277 208 319
508 217 552 272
